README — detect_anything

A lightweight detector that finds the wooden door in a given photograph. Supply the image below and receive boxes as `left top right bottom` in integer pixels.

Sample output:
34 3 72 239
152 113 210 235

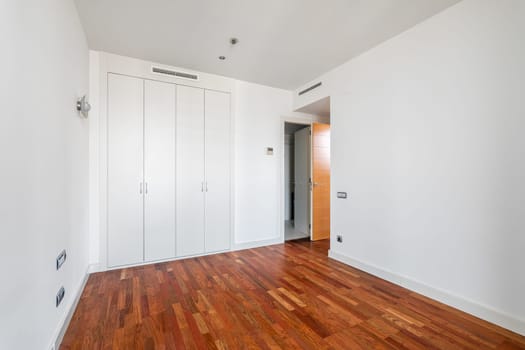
312 123 331 241
144 80 176 261
176 85 205 257
204 90 231 253
107 74 144 266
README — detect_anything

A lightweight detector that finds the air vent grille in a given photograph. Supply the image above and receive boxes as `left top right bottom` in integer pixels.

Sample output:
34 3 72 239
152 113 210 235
152 67 199 81
298 82 322 96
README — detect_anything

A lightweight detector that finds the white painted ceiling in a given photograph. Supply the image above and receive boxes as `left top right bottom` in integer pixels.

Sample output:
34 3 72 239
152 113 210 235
75 0 460 90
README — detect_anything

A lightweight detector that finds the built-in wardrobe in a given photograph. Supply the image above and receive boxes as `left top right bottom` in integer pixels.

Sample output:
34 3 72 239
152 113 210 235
107 73 231 267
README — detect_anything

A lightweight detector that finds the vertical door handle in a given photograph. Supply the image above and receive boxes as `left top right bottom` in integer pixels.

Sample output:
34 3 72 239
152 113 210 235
205 182 208 192
145 182 148 194
140 182 143 194
201 182 204 192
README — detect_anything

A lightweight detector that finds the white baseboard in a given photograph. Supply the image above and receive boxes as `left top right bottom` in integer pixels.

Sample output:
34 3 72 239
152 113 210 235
233 237 284 251
48 266 90 350
328 249 525 336
92 238 285 272
88 263 101 273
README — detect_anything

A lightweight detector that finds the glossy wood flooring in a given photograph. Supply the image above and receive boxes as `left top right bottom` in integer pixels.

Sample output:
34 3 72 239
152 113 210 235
62 240 525 349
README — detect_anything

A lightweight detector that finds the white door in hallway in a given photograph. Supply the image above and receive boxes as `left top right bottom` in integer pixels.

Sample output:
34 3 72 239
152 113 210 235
294 126 311 236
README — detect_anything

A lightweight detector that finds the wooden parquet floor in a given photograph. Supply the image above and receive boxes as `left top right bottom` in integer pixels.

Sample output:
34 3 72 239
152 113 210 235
61 239 525 349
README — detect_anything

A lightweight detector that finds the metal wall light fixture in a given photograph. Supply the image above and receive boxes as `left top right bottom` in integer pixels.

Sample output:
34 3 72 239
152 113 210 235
76 95 91 118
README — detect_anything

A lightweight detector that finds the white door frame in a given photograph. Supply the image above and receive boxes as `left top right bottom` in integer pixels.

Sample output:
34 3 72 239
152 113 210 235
293 126 311 237
280 116 314 241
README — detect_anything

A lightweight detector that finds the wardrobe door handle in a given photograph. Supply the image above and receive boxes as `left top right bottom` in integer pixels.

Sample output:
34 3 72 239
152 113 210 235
145 182 148 194
205 182 208 192
201 182 204 192
140 182 143 194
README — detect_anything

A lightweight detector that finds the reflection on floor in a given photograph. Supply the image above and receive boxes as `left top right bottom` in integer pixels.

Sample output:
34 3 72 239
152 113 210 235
285 220 309 241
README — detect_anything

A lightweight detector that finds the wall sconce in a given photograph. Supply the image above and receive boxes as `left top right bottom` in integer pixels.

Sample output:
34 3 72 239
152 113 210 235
76 95 91 118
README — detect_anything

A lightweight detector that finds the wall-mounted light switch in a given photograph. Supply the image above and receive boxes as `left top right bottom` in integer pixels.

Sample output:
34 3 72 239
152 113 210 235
56 250 66 270
337 192 347 199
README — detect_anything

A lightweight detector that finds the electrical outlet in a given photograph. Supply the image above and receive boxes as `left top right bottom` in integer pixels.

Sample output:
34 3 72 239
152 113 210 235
336 235 343 243
56 249 66 270
56 287 65 307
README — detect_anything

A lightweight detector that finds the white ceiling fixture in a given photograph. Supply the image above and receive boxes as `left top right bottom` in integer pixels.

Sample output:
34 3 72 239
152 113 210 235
74 0 461 90
218 38 239 61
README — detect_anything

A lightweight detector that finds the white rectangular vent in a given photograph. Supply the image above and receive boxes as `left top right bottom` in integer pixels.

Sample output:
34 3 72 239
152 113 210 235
152 66 199 81
298 82 322 96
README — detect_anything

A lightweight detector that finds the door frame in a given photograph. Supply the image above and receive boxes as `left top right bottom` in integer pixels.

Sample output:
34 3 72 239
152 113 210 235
280 116 314 242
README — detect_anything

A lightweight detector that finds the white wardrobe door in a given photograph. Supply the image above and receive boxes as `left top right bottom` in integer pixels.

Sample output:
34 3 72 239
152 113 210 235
107 74 144 267
176 85 205 256
204 90 231 253
144 80 176 261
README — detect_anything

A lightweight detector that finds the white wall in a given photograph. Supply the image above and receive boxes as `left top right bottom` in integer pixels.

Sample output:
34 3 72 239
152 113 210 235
233 81 323 247
0 0 90 349
88 51 101 266
234 81 286 244
305 0 525 335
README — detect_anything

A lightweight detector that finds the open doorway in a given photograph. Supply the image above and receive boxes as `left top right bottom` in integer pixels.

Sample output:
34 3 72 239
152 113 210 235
284 122 311 240
283 96 331 242
283 118 331 241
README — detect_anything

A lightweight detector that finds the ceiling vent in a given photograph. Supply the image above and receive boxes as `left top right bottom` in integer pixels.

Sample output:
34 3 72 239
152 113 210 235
151 66 199 81
298 82 322 96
